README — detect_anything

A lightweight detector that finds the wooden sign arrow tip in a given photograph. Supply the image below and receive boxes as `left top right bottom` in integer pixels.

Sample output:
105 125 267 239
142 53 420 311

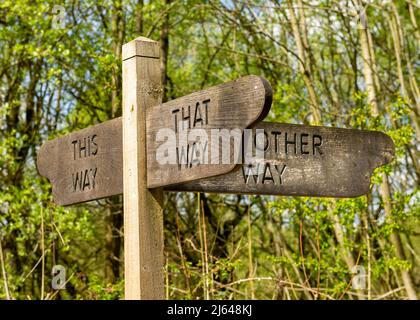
369 131 395 168
36 141 51 180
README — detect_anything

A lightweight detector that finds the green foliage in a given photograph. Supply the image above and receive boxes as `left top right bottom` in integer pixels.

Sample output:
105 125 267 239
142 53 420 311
0 0 419 300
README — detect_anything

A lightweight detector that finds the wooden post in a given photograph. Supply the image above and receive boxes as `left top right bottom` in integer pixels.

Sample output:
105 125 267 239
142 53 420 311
122 37 164 299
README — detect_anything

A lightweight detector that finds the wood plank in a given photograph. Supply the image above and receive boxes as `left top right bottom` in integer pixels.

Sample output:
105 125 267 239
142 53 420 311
36 117 122 206
169 122 395 197
146 75 273 188
37 75 272 204
122 37 164 300
38 119 395 202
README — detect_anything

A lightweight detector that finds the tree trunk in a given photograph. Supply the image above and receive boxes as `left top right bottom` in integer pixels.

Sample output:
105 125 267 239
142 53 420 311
111 0 125 118
160 0 171 102
287 0 321 125
135 0 144 35
288 0 363 298
104 0 125 285
357 1 417 299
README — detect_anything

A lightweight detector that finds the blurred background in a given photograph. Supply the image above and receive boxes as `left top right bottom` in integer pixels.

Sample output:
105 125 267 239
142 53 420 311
0 0 418 299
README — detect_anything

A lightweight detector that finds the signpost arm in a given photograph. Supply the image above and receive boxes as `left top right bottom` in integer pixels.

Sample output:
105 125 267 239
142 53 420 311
122 37 164 299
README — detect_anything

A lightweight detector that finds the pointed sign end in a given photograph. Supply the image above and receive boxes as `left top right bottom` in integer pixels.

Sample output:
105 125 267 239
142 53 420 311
375 132 395 167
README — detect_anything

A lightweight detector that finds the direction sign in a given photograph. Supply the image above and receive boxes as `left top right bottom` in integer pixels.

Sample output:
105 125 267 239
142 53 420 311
169 122 395 197
37 75 272 205
37 118 122 205
37 118 394 205
146 75 272 188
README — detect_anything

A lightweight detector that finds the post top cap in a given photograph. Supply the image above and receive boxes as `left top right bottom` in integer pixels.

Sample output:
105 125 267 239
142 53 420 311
133 36 158 43
122 36 160 60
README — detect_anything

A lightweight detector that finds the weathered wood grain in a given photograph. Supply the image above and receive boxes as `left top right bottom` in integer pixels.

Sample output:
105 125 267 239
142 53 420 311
169 122 395 197
36 117 122 206
38 118 395 203
146 75 273 188
122 37 164 300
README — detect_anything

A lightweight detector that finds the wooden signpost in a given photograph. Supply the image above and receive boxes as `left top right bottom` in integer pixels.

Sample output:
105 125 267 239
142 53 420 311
36 37 396 300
